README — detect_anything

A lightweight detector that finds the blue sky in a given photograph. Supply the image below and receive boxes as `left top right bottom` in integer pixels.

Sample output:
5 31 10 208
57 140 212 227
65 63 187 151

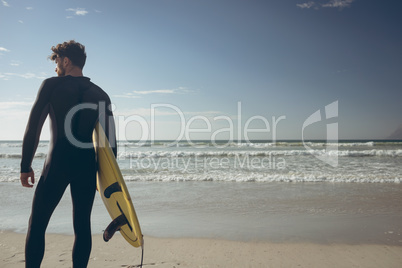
0 0 401 141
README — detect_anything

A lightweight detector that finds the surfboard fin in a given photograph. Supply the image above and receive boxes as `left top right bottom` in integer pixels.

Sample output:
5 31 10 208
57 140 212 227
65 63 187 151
104 182 122 198
103 214 128 242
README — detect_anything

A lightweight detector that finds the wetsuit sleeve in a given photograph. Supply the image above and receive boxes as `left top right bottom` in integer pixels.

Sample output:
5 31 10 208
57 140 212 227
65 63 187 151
20 80 51 173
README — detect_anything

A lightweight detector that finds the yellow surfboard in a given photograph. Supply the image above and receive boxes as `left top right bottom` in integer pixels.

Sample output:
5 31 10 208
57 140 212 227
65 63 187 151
92 122 143 248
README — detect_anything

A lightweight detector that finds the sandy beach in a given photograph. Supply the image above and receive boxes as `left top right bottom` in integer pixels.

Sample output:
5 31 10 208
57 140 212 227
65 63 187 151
1 231 402 268
2 141 402 267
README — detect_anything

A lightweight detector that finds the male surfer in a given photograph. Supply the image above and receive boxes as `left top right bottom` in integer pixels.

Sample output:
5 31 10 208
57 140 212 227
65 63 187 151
20 40 117 268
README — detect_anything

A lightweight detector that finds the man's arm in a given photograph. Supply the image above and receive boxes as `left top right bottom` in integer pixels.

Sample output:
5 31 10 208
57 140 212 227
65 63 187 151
20 170 35 188
20 80 51 186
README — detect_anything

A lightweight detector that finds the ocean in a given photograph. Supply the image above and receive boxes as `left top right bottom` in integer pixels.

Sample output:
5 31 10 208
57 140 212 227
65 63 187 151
1 140 402 244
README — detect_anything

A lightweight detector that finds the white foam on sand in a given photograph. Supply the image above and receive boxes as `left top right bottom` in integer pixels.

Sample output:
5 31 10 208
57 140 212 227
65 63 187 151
2 181 402 245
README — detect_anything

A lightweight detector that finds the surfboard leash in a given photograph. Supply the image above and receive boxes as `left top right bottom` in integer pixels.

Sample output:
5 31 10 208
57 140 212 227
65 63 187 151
140 243 144 268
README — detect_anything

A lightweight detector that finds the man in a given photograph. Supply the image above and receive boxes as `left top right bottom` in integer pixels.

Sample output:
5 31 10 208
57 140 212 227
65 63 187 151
20 40 117 268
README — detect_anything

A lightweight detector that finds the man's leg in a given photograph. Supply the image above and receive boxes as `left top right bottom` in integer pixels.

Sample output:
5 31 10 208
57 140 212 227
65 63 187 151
25 175 68 268
70 171 96 268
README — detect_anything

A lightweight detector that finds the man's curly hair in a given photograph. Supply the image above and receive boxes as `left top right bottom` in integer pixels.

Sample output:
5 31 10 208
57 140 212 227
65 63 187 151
50 40 87 69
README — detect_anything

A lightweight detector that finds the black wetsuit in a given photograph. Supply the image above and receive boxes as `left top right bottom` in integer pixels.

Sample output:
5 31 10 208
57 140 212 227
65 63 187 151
20 75 116 268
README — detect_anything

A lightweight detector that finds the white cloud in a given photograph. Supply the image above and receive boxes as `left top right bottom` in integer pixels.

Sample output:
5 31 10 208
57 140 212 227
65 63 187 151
0 101 33 111
183 110 222 116
297 1 315 9
66 8 88 17
133 87 194 95
297 0 354 10
26 7 33 10
0 102 33 121
115 107 222 118
322 0 354 8
0 72 47 80
115 107 156 117
0 47 10 52
115 87 194 99
113 93 141 99
133 89 176 95
18 20 24 24
1 0 9 7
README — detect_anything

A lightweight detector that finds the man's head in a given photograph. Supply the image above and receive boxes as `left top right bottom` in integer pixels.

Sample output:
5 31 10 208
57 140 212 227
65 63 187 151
50 40 86 77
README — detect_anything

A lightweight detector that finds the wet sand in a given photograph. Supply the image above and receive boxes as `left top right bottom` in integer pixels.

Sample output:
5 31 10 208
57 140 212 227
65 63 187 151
1 231 402 268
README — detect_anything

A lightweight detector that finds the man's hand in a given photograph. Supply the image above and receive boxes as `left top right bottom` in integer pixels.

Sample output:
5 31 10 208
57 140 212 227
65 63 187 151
20 170 35 188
